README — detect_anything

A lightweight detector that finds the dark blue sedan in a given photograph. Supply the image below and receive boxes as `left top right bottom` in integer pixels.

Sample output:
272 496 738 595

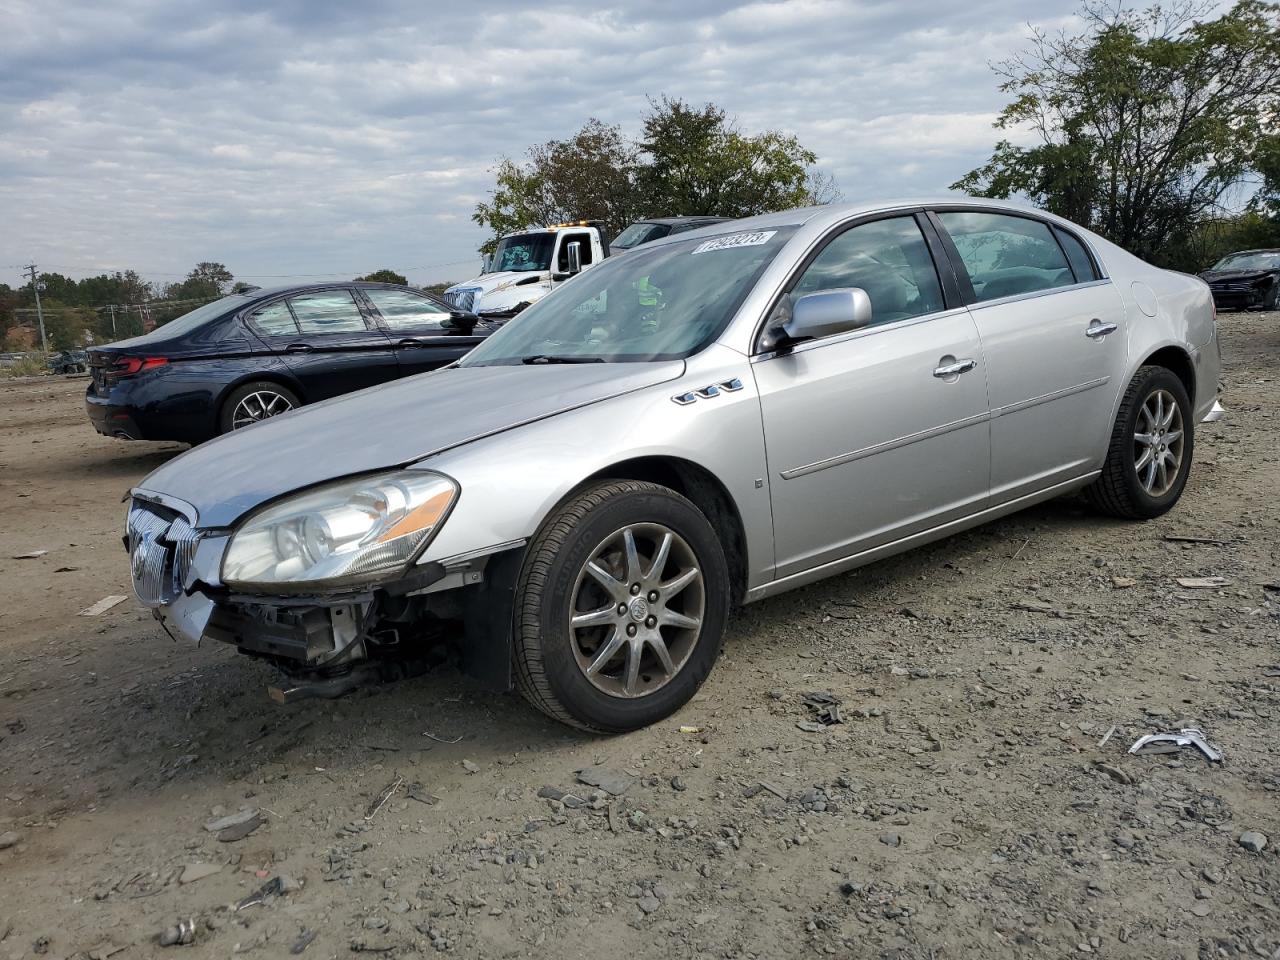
86 282 493 444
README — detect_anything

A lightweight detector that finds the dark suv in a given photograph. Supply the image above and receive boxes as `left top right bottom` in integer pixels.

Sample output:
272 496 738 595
86 282 491 444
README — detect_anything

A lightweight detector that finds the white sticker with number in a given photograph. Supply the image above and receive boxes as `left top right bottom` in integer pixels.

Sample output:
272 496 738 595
691 231 777 254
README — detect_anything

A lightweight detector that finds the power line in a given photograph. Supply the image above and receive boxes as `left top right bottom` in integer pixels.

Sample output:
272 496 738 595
11 258 480 280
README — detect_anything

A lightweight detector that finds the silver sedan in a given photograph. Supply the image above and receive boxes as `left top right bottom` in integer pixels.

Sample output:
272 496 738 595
125 199 1221 732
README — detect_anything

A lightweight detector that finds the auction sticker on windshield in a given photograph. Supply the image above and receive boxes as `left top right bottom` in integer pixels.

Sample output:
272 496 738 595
691 231 777 254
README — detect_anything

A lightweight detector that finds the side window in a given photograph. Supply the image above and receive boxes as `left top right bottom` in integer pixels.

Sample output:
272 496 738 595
938 212 1074 303
364 288 452 332
791 216 945 326
287 290 368 334
557 232 594 270
1053 227 1100 282
248 301 298 335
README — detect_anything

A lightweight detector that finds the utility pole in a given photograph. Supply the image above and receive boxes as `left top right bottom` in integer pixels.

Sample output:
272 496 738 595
23 264 48 353
107 304 117 336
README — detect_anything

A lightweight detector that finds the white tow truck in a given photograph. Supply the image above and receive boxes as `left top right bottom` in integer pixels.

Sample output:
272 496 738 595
444 221 609 316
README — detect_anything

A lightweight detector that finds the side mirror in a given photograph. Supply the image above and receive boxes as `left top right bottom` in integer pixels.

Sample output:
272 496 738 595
481 254 493 274
554 241 583 281
783 288 873 342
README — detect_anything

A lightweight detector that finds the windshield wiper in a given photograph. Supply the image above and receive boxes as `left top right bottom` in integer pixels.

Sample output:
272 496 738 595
520 354 605 364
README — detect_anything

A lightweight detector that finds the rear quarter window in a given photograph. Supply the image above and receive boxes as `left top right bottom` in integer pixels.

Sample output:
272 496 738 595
1053 227 1101 282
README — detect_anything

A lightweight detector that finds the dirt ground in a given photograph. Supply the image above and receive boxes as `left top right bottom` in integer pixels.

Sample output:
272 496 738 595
0 312 1277 960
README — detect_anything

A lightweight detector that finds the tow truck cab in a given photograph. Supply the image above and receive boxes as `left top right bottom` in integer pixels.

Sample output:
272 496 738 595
443 221 609 317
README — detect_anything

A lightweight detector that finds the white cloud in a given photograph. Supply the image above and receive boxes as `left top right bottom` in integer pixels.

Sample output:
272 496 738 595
0 0 1085 288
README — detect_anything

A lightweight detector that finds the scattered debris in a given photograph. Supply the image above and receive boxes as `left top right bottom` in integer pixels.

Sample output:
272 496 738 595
1094 762 1134 785
217 814 264 842
0 831 20 850
802 691 843 725
460 759 479 774
158 920 196 947
421 730 462 744
406 782 436 805
78 595 127 617
678 725 701 734
1128 727 1223 762
1174 576 1230 589
364 776 404 820
1163 534 1228 546
11 550 47 559
236 876 284 911
291 930 318 954
742 781 788 800
1111 576 1137 589
1097 725 1118 748
178 862 222 885
575 767 636 796
204 808 259 833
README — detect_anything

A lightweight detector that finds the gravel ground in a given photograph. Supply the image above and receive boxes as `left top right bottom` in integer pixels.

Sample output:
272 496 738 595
0 310 1276 960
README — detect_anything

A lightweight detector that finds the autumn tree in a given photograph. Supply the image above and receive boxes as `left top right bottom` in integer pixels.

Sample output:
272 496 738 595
953 0 1280 267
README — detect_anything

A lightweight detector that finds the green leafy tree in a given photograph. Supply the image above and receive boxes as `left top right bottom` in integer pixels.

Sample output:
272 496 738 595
473 119 642 251
953 0 1280 267
472 101 839 252
637 97 832 219
356 269 409 285
164 262 234 301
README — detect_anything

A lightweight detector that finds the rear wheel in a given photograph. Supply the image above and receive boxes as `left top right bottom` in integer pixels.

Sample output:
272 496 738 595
219 381 300 434
512 480 729 733
1086 365 1193 519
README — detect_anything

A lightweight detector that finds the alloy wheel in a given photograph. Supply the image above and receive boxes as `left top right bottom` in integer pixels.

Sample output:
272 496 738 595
1133 388 1184 497
231 390 294 430
568 523 705 699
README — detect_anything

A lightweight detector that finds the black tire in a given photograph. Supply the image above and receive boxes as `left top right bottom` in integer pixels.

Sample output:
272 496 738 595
1086 365 1194 519
218 381 301 434
512 480 730 733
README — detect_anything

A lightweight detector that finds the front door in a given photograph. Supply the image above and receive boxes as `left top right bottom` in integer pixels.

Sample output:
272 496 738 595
359 287 487 377
933 210 1129 501
752 214 991 580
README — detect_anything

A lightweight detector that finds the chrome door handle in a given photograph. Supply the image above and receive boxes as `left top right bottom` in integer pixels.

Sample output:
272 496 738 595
1085 320 1118 339
933 358 977 378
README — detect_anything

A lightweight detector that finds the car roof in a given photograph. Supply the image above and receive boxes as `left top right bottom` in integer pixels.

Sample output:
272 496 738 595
233 280 430 300
637 216 732 226
1220 248 1280 256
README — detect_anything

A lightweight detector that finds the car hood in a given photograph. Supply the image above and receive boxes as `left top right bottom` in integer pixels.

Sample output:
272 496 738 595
1200 269 1274 283
448 271 548 295
136 360 685 528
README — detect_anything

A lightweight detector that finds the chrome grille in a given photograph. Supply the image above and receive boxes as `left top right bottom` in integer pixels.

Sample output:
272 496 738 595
127 500 201 607
445 288 479 312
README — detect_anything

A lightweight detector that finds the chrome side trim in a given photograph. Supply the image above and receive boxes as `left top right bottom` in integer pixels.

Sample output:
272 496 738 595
780 411 990 480
130 488 199 525
746 472 1100 602
429 538 527 568
991 377 1110 418
964 278 1114 313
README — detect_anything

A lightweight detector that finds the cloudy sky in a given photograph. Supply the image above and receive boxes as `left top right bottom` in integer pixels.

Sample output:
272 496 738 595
1 0 1095 291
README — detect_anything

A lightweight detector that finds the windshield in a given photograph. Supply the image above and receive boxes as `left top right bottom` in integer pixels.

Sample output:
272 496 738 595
1212 252 1280 271
486 233 555 273
612 223 670 251
460 226 797 365
123 294 249 342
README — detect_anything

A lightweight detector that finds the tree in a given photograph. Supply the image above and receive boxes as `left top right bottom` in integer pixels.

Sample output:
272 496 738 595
637 97 826 219
472 101 839 251
165 262 234 301
953 0 1280 267
473 119 642 250
356 269 409 285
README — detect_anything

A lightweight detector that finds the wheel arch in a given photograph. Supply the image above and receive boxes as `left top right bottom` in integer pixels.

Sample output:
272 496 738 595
1138 344 1196 407
583 455 750 606
214 370 307 422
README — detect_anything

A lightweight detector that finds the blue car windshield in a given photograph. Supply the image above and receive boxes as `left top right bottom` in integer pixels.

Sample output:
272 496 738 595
460 226 796 365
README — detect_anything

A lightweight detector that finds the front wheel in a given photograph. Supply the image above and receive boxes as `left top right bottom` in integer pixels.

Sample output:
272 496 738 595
1086 365 1194 519
512 480 729 733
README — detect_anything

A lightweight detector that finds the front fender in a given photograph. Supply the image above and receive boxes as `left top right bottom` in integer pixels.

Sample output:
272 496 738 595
415 345 776 589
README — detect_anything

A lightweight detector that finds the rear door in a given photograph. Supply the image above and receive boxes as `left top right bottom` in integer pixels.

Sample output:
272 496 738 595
752 212 991 580
931 209 1128 501
246 287 398 401
358 287 486 377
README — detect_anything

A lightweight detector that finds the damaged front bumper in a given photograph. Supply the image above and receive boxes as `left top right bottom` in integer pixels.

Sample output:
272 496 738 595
125 494 515 691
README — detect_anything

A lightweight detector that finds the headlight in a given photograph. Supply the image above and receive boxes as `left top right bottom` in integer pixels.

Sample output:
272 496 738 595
222 470 458 591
